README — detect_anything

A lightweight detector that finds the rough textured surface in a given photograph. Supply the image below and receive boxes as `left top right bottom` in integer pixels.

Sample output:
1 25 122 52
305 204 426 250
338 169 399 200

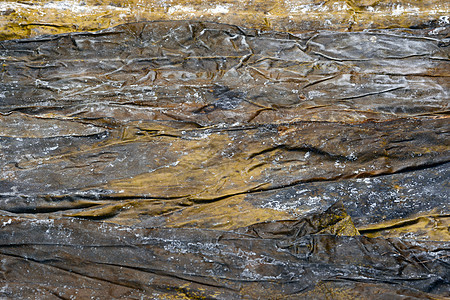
0 19 449 299
0 0 449 40
1 203 449 299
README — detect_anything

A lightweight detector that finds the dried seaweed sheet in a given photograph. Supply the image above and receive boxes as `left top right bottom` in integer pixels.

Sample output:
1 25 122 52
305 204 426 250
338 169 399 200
1 203 449 299
1 0 449 40
0 21 449 298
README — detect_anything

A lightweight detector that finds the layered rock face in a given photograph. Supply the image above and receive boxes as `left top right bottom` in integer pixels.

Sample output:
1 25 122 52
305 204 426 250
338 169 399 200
1 0 449 39
0 6 449 300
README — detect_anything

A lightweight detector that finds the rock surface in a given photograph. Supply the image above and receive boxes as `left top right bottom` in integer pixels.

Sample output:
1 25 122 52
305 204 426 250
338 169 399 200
1 0 449 40
0 20 449 299
1 203 449 299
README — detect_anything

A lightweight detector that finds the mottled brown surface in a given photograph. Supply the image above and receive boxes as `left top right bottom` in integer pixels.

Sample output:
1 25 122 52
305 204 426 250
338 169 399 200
1 203 449 299
0 19 449 299
0 0 449 40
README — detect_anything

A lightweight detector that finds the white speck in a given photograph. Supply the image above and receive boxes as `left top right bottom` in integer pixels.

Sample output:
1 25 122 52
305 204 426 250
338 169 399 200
308 90 325 99
2 219 12 227
429 27 446 35
296 189 308 195
347 152 357 160
47 145 59 151
306 196 321 206
168 5 192 14
334 160 345 169
208 5 229 14
439 16 449 24
35 79 48 86
392 4 406 16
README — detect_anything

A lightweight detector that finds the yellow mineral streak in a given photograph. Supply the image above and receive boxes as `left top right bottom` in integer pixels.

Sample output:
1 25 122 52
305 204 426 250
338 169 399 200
1 0 448 40
161 195 292 230
359 213 450 241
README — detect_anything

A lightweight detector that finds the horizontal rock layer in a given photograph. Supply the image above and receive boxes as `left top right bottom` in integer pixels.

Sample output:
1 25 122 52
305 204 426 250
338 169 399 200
0 0 449 40
0 21 449 298
1 203 449 299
